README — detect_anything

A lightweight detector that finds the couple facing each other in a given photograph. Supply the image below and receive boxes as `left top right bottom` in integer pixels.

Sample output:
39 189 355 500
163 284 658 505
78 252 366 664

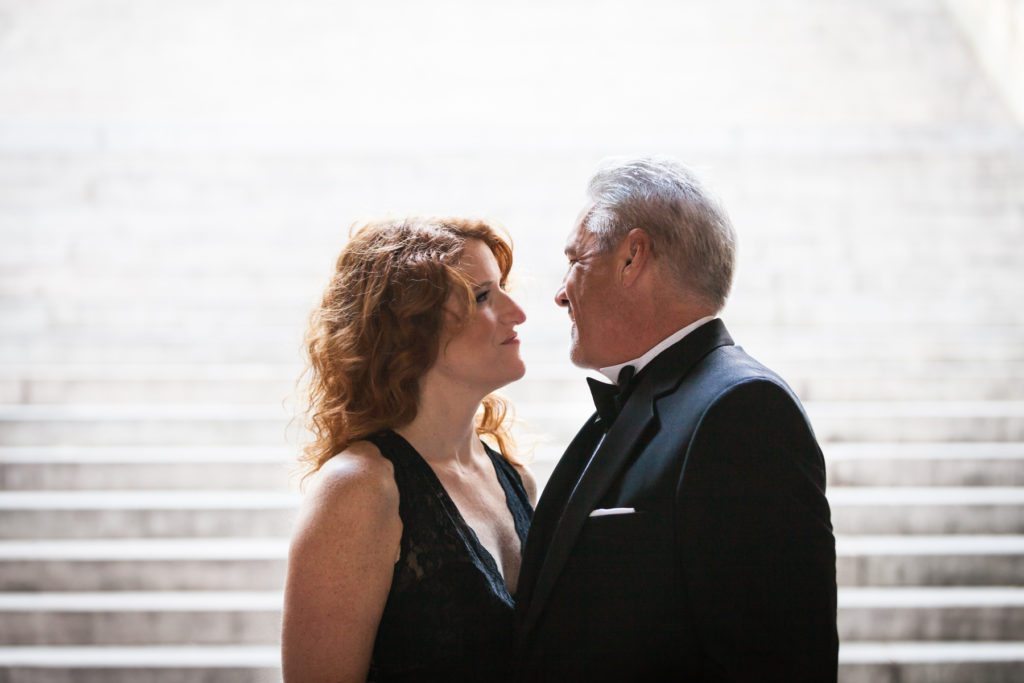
281 156 839 682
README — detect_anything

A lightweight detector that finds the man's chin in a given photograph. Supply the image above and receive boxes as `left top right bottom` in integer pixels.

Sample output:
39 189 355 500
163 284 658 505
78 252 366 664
568 342 599 370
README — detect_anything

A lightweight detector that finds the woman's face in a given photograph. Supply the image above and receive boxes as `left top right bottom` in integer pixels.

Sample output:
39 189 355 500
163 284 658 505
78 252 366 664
434 239 527 394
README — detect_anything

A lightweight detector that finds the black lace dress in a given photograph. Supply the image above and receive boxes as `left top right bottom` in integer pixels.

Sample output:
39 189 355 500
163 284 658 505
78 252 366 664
364 429 533 683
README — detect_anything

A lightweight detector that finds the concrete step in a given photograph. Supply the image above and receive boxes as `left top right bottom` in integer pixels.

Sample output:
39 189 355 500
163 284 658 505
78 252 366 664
1 487 1022 538
2 401 1024 447
838 642 1024 683
5 442 1020 490
0 646 279 682
0 492 299 539
7 331 1024 364
836 536 1024 587
2 535 1021 592
0 592 281 645
0 643 1020 683
838 588 1024 641
0 539 287 592
826 443 1024 487
6 295 1024 330
0 405 294 447
829 487 1024 535
0 447 296 491
1 588 1022 644
4 362 1024 405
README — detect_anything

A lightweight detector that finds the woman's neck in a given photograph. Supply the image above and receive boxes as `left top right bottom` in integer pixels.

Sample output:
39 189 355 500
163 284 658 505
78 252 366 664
394 373 485 471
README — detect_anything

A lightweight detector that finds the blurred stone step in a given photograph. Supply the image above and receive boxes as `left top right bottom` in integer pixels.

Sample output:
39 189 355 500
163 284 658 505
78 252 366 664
2 535 1021 592
6 362 1024 405
0 491 299 539
0 643 1021 683
0 646 279 683
826 443 1024 486
2 588 1022 644
0 405 294 446
0 592 281 645
838 588 1024 641
0 447 296 490
5 318 1024 357
524 401 1024 444
8 442 1018 491
1 486 1022 539
7 333 1024 364
3 401 1024 446
806 402 1024 442
830 487 1024 534
0 539 288 591
836 536 1024 587
838 642 1024 683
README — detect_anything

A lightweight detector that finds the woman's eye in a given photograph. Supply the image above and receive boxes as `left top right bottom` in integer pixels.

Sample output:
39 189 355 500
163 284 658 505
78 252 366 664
475 290 490 303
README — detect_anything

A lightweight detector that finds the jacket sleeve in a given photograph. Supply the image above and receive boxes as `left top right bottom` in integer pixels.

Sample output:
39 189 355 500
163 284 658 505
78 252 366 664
674 378 838 682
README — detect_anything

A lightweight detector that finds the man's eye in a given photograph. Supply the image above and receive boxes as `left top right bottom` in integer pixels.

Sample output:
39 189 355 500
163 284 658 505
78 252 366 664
475 290 490 303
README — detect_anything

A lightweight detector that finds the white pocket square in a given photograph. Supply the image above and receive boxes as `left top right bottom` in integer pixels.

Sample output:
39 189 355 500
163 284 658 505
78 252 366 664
588 507 636 517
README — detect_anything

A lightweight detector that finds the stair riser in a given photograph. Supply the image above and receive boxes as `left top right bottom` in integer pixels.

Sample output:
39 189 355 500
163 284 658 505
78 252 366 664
0 504 1018 538
1 664 1021 683
0 611 281 645
0 380 298 405
839 606 1024 640
828 460 1024 487
2 414 1023 446
8 457 1019 489
0 510 297 540
838 662 1024 683
5 340 1024 364
0 422 295 447
0 670 281 683
3 555 1020 591
837 555 1024 587
833 506 1024 535
0 561 286 592
2 606 1021 644
0 463 295 491
4 376 1024 404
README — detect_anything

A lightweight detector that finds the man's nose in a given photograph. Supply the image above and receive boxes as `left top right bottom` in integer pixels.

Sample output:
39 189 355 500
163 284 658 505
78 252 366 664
554 281 569 308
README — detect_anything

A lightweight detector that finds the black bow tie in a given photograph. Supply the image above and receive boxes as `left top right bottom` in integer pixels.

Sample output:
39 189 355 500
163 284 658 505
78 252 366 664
586 365 637 430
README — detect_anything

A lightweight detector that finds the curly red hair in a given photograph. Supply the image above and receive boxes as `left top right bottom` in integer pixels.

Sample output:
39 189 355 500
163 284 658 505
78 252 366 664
300 217 518 480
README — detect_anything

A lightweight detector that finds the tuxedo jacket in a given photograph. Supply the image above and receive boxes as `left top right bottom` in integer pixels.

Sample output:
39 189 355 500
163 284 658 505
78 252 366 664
514 319 838 682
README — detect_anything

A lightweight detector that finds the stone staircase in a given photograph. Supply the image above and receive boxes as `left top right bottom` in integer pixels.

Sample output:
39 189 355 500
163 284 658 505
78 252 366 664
2 0 1024 680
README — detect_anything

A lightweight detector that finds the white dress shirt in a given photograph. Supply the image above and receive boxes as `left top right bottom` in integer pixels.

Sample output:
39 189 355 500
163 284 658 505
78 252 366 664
598 315 717 385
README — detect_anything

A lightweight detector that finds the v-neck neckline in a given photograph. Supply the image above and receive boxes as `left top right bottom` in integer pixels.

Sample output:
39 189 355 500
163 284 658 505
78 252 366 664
385 429 521 598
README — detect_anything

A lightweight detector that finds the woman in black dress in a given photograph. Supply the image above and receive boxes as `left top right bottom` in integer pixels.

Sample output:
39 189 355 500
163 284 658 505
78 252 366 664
282 217 536 682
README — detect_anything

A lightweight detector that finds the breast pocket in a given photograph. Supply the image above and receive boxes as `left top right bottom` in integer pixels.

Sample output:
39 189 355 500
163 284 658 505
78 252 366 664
574 510 654 559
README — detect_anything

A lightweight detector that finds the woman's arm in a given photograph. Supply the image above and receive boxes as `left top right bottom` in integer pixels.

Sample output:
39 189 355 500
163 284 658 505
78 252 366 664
282 442 402 683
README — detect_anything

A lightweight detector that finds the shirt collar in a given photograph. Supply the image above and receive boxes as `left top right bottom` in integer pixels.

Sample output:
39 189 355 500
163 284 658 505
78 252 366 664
598 315 718 384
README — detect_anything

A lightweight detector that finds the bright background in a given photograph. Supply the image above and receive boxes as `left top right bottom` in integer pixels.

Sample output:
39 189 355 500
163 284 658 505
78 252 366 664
1 1 1023 680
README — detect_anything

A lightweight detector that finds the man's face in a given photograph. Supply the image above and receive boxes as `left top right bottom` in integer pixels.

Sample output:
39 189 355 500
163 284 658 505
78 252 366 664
555 208 623 369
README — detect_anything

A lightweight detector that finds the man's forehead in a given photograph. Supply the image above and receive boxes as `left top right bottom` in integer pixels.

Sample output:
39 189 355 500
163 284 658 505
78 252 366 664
564 204 595 254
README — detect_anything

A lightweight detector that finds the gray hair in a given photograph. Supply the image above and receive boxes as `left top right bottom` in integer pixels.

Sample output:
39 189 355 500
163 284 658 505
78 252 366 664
583 156 736 311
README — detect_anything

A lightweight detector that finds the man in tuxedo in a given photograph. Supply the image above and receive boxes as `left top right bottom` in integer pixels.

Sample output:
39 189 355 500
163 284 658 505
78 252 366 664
515 157 838 681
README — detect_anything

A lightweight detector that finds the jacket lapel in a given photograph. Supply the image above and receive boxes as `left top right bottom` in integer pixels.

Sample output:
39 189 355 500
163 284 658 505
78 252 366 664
516 416 603 616
519 319 734 643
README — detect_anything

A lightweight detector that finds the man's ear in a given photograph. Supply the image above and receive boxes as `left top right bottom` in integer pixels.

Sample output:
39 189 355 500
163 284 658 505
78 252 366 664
620 228 651 287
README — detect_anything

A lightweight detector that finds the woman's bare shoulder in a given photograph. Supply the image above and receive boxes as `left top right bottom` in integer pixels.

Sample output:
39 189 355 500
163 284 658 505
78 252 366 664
300 440 399 527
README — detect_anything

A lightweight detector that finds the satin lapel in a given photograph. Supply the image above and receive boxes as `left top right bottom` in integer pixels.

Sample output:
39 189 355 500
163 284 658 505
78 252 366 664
519 318 735 642
517 416 603 611
519 386 656 640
